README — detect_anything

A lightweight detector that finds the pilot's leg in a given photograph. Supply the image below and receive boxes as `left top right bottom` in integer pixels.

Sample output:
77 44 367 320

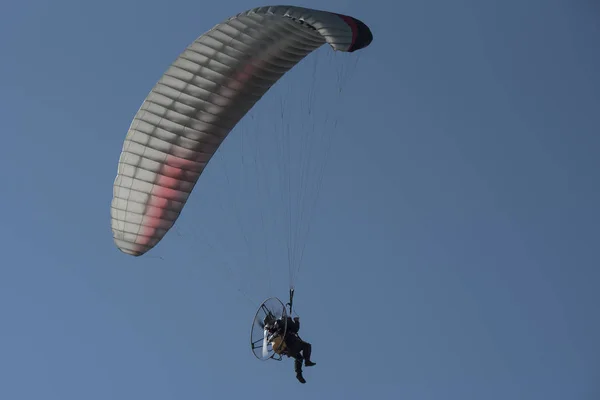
301 341 316 366
294 354 306 384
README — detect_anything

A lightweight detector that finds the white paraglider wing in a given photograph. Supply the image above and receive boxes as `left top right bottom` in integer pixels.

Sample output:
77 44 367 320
111 5 373 256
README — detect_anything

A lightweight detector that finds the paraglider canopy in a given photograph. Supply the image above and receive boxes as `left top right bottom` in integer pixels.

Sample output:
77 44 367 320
110 5 374 257
251 297 288 360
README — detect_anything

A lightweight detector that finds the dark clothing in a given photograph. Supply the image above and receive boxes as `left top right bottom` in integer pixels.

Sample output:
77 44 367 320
285 333 310 359
269 317 314 383
273 317 299 335
292 340 312 370
288 334 311 384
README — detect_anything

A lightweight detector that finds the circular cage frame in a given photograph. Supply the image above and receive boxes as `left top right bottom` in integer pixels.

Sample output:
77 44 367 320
250 297 289 361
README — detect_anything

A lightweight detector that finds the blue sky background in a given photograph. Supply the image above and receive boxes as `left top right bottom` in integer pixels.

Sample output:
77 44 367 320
1 0 599 399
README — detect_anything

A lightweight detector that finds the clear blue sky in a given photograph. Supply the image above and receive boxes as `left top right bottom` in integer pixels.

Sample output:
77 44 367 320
1 0 599 399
